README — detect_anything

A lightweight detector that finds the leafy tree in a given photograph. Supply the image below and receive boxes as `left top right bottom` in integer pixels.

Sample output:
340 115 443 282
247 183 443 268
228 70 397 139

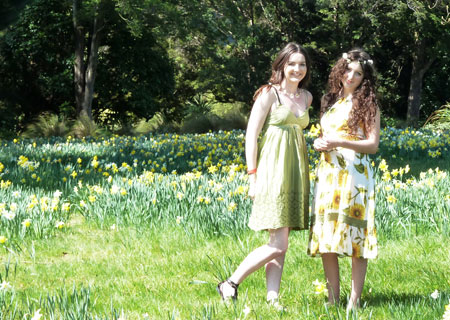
0 0 73 132
0 0 30 30
0 0 175 131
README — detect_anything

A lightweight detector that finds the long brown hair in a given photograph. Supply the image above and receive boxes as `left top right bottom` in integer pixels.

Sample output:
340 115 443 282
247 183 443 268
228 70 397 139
254 42 311 101
321 48 378 135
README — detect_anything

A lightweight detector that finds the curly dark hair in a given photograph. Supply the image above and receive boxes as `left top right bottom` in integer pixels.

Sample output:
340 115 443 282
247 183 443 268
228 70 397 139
321 48 378 135
254 42 311 100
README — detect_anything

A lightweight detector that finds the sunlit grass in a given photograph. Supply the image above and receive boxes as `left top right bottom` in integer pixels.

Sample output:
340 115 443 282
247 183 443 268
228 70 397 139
0 127 448 318
0 223 448 319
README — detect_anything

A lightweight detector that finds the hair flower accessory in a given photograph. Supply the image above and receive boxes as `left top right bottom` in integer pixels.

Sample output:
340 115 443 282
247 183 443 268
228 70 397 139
342 52 351 63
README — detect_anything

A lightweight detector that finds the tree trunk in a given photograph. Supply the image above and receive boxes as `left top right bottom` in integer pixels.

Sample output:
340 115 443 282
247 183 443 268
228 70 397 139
406 39 435 125
72 0 104 119
73 0 85 116
82 9 104 119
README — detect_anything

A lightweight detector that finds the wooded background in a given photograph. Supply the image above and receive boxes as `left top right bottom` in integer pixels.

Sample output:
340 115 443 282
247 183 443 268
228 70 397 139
0 0 449 135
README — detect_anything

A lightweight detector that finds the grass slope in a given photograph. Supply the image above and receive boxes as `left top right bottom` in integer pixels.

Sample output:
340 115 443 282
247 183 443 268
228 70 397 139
2 221 449 319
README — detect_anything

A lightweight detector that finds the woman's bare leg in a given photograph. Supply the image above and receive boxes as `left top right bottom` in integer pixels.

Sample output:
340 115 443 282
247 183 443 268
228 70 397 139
347 257 368 310
322 253 340 304
220 227 289 299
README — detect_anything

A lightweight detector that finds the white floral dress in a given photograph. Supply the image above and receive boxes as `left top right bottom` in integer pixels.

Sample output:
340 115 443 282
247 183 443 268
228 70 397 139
307 97 377 259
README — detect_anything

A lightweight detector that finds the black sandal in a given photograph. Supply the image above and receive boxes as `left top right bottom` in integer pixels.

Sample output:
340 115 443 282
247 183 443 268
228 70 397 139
217 279 239 300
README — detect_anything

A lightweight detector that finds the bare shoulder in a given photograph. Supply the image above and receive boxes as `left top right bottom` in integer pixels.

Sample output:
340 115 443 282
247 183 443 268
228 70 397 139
302 89 313 106
255 86 277 110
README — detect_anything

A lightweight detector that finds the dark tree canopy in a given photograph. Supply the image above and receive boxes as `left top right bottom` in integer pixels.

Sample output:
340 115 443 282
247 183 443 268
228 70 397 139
0 0 449 134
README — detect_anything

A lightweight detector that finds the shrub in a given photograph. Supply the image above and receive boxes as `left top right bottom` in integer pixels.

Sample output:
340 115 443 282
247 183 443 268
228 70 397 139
423 102 450 131
22 112 69 138
210 109 248 131
70 114 106 138
132 113 165 135
180 114 214 133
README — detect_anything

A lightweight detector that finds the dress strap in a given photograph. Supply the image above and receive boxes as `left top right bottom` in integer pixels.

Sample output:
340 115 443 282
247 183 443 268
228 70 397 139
272 87 282 105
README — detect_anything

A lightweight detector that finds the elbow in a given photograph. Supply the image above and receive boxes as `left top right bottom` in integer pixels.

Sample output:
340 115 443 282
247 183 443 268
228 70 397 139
367 143 379 154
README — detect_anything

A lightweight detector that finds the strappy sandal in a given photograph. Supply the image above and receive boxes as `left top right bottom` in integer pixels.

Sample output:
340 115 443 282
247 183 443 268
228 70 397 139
268 298 285 312
216 279 239 300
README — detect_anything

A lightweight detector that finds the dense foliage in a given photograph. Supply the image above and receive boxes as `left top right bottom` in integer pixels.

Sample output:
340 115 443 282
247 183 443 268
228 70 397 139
0 0 449 135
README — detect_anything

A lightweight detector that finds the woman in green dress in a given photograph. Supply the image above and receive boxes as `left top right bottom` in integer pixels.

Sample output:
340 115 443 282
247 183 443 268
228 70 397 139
307 49 380 311
217 42 311 305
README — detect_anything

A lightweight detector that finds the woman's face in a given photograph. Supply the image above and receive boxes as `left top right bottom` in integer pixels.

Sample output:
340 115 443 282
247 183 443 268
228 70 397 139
342 61 364 93
283 53 307 84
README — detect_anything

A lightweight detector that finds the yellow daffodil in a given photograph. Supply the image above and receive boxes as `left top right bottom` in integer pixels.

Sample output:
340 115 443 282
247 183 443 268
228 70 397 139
387 195 397 203
55 221 65 229
228 202 237 211
312 279 328 296
22 219 31 228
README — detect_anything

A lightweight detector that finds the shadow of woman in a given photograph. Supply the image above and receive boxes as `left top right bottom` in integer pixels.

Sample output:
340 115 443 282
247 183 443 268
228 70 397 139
364 290 450 307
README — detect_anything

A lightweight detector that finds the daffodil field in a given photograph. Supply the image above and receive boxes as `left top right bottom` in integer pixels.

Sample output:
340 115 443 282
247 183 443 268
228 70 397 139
0 127 449 319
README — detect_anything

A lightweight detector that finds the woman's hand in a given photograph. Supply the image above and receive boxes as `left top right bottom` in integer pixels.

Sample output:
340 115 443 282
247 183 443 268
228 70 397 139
313 137 340 152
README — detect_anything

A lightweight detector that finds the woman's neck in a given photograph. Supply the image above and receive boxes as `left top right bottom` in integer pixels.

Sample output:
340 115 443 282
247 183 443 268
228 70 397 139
342 89 354 99
280 80 298 94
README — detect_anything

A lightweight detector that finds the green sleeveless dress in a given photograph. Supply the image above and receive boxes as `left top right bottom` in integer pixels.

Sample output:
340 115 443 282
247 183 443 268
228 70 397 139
248 89 310 231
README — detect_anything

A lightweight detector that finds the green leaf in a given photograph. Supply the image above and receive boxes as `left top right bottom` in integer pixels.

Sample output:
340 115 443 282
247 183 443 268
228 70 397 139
337 155 347 169
354 163 365 174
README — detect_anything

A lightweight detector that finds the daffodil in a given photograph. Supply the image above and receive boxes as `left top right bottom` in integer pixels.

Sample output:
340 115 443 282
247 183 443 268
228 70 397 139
387 195 397 203
62 203 70 212
0 281 11 291
228 202 237 212
208 165 218 174
312 279 328 296
22 219 31 228
378 159 388 172
3 211 15 220
31 309 43 320
55 221 65 229
431 289 439 299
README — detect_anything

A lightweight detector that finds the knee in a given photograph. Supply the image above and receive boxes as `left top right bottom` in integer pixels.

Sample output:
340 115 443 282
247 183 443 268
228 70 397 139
273 243 288 256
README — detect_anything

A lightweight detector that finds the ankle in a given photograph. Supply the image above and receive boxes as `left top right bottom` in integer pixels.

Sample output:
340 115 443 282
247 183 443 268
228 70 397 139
346 297 361 311
217 279 239 300
267 298 284 311
267 291 278 302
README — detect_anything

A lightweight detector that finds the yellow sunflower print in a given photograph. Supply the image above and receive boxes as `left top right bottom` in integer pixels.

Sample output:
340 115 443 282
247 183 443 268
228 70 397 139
352 242 361 257
308 97 377 259
318 204 326 215
349 203 365 220
338 169 348 187
323 152 332 164
332 190 341 210
326 173 333 184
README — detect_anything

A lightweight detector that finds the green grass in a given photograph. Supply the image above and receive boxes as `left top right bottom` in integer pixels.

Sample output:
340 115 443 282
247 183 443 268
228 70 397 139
0 128 448 318
1 222 449 319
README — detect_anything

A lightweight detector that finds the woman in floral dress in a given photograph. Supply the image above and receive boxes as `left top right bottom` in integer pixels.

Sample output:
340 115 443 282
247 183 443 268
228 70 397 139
307 49 380 310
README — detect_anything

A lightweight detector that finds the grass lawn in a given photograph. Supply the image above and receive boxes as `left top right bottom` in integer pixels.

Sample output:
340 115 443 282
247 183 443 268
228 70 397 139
2 219 449 319
0 128 448 319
